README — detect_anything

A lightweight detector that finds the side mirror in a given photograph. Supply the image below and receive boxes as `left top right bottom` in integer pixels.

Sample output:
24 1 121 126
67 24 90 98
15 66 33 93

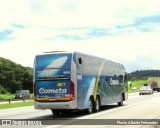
125 73 131 81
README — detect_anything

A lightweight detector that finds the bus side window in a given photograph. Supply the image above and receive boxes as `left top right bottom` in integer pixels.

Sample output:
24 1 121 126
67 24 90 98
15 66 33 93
79 57 82 64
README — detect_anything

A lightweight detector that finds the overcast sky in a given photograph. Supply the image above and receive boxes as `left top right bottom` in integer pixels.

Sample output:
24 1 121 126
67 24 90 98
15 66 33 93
0 0 160 72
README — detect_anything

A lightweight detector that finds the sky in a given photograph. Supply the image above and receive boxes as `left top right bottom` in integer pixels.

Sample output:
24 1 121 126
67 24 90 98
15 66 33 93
0 0 160 73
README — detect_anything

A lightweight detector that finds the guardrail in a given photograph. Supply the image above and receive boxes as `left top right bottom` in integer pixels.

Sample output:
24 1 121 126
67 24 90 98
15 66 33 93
0 98 33 104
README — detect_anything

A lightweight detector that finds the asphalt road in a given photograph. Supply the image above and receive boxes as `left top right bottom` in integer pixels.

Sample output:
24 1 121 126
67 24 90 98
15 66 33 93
0 92 160 128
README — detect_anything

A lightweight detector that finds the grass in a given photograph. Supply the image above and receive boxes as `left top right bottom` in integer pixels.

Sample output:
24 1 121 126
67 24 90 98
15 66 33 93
0 93 34 109
0 101 34 109
128 80 147 93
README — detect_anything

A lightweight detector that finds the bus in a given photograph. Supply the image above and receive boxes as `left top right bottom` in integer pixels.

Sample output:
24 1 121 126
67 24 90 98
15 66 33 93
33 51 128 116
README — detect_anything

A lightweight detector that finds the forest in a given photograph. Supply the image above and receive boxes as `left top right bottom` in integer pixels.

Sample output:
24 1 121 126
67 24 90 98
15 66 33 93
0 57 33 94
130 70 160 80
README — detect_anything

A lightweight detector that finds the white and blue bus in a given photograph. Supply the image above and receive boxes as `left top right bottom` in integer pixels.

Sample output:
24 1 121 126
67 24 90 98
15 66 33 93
33 51 128 115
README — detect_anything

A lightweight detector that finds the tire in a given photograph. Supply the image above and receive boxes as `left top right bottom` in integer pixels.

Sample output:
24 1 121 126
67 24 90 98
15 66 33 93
94 97 100 112
61 110 72 114
87 97 93 114
118 95 123 106
51 110 61 116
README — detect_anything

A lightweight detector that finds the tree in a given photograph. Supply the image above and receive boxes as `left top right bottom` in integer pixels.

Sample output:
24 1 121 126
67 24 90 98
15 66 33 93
0 57 33 93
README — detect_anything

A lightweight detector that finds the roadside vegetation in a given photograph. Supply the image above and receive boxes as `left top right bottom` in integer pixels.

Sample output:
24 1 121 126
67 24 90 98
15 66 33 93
0 93 34 109
0 93 15 100
0 57 33 94
128 80 147 93
0 101 34 109
0 93 34 100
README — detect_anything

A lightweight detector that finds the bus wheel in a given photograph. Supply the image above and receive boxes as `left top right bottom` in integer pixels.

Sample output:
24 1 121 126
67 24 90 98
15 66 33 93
51 109 60 116
118 95 123 106
94 97 100 112
87 97 93 114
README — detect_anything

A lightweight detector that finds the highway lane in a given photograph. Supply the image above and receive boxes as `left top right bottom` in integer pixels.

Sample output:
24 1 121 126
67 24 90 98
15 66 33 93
0 92 160 128
0 92 138 119
1 92 160 119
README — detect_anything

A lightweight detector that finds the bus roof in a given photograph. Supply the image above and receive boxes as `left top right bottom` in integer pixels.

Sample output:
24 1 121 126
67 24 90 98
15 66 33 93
36 51 125 71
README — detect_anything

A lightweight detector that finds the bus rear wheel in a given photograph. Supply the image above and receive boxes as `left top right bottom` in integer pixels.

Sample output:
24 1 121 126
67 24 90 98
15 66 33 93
51 109 61 116
94 97 100 112
87 97 93 114
118 94 123 106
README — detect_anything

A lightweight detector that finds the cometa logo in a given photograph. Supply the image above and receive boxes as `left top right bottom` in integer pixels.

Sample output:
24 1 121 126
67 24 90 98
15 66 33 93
39 88 67 94
110 78 120 85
